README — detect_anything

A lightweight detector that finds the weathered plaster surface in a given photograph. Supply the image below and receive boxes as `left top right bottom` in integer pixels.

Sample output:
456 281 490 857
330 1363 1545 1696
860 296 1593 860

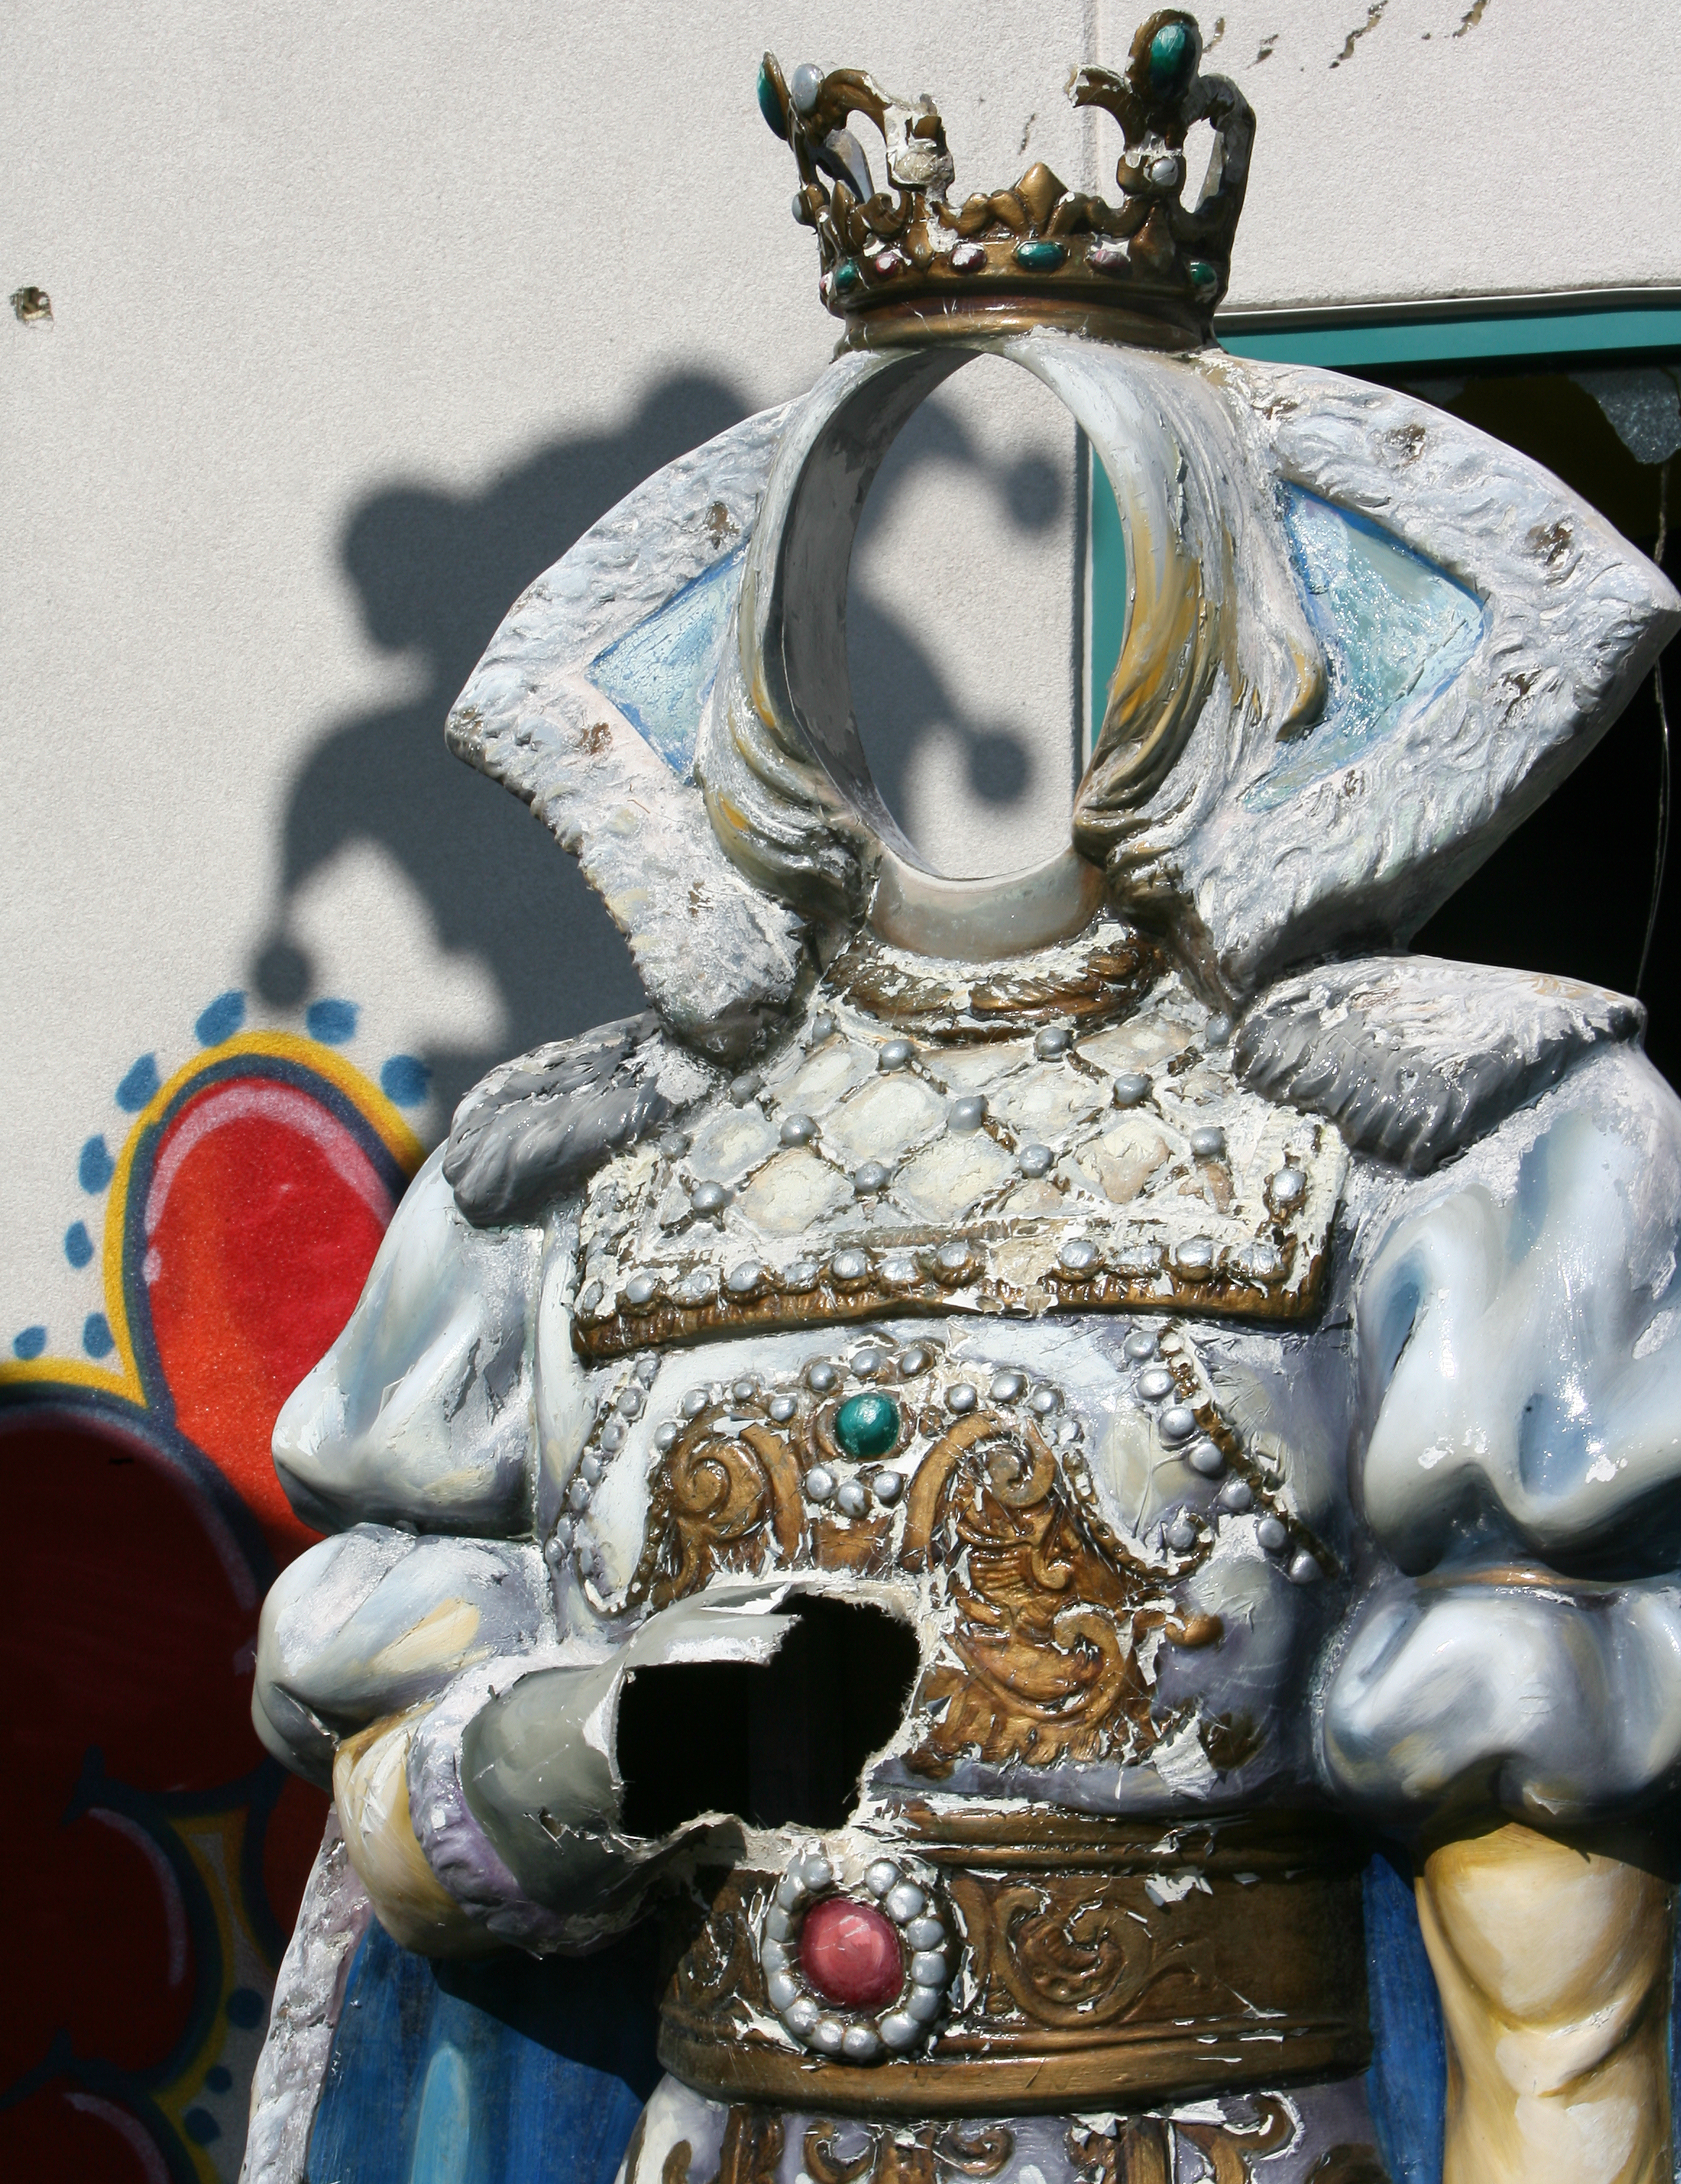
1101 0 1681 310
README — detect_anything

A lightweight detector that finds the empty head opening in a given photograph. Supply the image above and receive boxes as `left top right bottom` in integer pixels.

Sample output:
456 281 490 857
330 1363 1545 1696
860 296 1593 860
846 353 1080 881
763 345 1085 894
615 1593 919 1840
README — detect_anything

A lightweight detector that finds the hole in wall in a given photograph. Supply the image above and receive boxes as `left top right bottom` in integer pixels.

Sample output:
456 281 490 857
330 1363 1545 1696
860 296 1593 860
616 1593 919 1838
846 353 1080 882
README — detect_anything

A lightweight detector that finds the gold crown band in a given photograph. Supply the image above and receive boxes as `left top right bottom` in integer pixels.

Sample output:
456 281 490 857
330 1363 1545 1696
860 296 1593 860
758 12 1253 346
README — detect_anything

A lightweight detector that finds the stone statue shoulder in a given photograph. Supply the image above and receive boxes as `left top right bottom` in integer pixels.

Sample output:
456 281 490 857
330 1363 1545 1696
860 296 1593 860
1235 952 1645 1174
444 1011 721 1227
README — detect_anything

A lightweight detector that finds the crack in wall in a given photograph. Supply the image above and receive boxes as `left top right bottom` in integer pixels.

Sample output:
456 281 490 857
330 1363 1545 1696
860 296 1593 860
1454 0 1490 35
1330 0 1389 68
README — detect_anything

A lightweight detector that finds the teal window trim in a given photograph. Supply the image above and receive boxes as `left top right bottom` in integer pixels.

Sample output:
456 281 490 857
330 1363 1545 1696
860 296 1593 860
1215 295 1681 372
1084 295 1681 753
1087 444 1127 761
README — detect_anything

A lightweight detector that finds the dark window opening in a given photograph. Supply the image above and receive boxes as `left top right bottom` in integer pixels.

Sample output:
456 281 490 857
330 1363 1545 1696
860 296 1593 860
616 1594 920 1840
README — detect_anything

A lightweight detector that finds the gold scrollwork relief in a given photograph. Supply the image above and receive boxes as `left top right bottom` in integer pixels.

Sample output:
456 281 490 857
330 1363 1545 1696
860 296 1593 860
657 1816 1372 2115
655 2115 1020 2184
666 1883 759 2020
654 2104 1381 2184
805 2120 1015 2184
900 1413 1176 1775
661 2110 786 2184
948 1872 1174 2031
596 1342 1322 1790
614 1380 1235 1777
1068 2100 1300 2184
623 1415 805 1610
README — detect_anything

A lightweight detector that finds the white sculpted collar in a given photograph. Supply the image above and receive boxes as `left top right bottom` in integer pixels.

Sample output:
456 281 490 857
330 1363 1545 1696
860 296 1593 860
444 329 1677 1044
571 931 1345 1357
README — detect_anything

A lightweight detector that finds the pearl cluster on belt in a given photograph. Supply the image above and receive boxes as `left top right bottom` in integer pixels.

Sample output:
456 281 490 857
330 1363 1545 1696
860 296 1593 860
758 1842 957 2063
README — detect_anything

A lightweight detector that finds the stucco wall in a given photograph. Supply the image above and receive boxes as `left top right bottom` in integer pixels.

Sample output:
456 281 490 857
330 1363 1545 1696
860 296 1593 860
4 0 1677 1347
1151 0 1681 311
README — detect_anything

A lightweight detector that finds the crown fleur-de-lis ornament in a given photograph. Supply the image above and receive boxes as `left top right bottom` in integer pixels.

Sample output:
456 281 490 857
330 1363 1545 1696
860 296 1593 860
758 7 1253 348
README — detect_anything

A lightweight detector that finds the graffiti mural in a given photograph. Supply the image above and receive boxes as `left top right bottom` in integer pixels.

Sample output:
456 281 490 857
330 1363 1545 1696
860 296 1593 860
1 1003 424 2181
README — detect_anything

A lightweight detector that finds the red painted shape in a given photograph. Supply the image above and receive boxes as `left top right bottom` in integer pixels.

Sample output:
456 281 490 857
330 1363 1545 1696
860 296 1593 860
0 1411 326 2089
0 2085 166 2184
3 1800 198 2078
142 1080 395 1557
0 1413 236 2080
263 1768 334 1939
0 1058 391 2167
0 1413 259 1798
799 1896 904 2010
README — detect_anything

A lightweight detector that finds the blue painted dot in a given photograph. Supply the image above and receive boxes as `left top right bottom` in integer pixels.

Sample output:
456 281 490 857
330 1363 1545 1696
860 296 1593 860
79 1136 115 1193
226 1986 266 2029
12 1326 46 1361
116 1054 161 1112
82 1313 114 1360
380 1054 431 1106
205 2064 233 2094
306 998 359 1045
64 1221 94 1269
195 990 247 1046
184 2108 221 2146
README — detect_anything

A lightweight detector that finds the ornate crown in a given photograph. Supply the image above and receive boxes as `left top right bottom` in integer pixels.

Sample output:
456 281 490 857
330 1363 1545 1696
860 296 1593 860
758 10 1252 350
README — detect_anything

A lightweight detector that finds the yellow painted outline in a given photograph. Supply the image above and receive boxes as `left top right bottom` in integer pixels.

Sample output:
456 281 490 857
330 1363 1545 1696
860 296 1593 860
1 1031 425 1400
160 1808 249 2184
152 1803 289 2184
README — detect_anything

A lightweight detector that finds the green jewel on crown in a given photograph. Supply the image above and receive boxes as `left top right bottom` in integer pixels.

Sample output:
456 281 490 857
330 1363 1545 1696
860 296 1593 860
755 9 1253 348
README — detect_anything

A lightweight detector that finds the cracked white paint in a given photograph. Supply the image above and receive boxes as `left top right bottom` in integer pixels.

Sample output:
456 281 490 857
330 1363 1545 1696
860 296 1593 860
1093 0 1681 310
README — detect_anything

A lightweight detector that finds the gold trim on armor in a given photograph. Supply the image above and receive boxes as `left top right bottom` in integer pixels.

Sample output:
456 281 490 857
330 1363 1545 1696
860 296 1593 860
574 1235 1328 1362
634 2107 1386 2184
658 1813 1370 2116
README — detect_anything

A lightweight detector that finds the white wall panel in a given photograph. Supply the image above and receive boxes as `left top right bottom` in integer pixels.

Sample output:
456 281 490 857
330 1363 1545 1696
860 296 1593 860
0 0 1097 1350
3 0 1675 1358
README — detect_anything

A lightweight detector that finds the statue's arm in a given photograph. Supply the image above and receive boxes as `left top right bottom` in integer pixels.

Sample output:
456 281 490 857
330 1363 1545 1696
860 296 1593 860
268 1148 545 1538
1327 1039 1681 2184
253 1017 774 1956
252 1122 562 1952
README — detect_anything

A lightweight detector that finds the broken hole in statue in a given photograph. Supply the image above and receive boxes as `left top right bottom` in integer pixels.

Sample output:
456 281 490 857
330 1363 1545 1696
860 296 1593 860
617 1594 918 1837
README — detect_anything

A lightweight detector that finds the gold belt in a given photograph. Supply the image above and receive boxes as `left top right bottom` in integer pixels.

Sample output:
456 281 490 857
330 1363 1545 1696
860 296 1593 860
659 1808 1370 2116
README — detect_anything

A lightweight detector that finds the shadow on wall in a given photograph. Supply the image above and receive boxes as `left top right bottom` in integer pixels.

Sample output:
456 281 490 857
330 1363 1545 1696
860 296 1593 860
250 375 740 1124
849 389 1067 834
253 373 1064 1125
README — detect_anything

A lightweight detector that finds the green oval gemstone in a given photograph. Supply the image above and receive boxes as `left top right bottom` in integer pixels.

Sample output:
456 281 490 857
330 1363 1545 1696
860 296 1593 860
758 61 789 140
834 1392 899 1460
1187 258 1219 295
833 257 863 296
1148 21 1197 99
1013 240 1067 272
